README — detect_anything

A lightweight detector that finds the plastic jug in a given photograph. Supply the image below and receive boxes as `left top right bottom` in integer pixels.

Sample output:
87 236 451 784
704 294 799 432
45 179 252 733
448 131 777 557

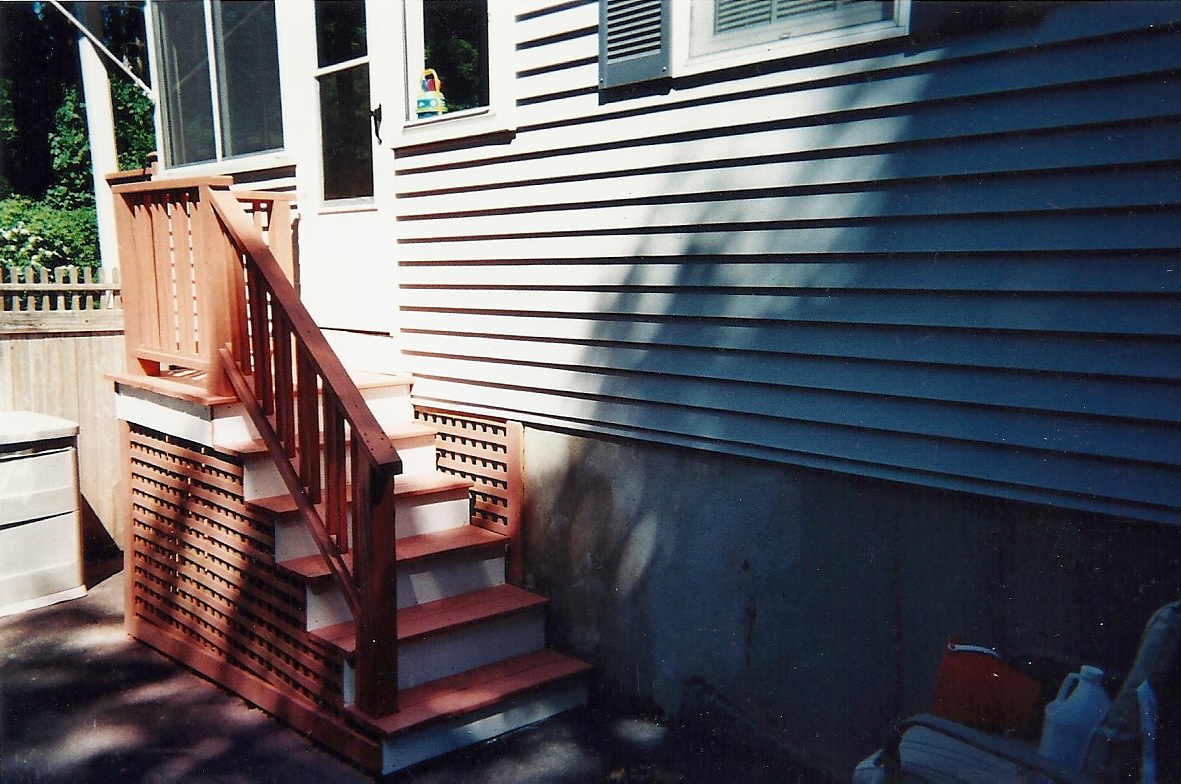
1037 665 1112 770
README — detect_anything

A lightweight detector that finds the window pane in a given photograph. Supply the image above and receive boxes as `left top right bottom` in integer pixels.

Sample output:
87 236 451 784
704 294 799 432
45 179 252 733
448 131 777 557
319 65 373 200
316 0 367 68
213 1 283 157
154 0 215 165
422 0 488 113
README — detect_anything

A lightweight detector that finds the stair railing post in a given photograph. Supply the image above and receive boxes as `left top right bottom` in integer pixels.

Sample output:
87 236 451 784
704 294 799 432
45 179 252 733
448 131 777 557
353 448 400 717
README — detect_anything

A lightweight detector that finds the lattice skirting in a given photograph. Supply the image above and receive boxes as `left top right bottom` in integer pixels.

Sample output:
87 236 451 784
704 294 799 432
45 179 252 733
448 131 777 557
414 407 524 583
123 423 382 769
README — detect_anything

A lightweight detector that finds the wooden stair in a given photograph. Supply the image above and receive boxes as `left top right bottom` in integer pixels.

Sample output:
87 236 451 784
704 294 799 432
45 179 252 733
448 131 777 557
233 372 591 774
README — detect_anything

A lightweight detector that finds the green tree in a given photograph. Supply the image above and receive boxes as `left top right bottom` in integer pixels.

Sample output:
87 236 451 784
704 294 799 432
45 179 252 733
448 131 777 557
45 86 94 210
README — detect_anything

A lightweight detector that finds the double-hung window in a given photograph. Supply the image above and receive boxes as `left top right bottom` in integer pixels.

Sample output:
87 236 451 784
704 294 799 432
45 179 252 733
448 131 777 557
599 0 910 88
153 0 283 166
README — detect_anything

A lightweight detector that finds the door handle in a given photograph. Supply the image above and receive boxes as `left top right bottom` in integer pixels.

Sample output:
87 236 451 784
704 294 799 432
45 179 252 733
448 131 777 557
370 104 383 144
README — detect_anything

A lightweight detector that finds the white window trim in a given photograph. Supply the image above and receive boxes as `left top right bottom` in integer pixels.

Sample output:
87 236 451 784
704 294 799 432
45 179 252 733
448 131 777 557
391 0 515 150
670 0 911 78
147 0 290 174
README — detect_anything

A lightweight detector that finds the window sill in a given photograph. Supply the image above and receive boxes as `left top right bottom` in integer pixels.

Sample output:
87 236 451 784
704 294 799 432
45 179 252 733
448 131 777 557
393 107 516 154
317 197 377 215
157 150 294 179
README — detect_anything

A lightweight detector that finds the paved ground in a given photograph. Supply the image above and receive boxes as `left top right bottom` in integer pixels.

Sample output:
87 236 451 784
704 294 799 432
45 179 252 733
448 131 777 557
1 558 818 784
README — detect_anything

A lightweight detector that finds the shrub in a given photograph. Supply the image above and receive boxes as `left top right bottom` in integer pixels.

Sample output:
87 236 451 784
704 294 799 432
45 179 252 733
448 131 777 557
0 196 98 269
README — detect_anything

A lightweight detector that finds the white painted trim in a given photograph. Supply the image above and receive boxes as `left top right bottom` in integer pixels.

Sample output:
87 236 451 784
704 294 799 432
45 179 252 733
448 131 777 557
671 0 912 78
391 0 516 149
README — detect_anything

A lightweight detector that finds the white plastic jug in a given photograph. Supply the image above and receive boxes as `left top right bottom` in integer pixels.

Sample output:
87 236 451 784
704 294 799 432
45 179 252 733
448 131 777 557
1038 665 1112 770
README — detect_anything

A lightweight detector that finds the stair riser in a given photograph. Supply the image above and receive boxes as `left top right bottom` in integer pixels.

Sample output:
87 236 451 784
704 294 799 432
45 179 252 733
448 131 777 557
398 551 505 609
302 550 507 631
379 679 589 775
242 440 438 502
209 387 414 447
342 609 546 700
307 582 353 630
272 491 471 563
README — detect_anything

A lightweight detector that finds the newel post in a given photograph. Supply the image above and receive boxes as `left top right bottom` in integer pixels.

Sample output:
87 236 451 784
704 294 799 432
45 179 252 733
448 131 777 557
193 183 238 398
352 453 401 717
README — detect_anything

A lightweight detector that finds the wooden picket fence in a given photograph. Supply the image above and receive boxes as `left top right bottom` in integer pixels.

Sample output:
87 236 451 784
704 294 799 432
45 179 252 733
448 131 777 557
1 265 121 312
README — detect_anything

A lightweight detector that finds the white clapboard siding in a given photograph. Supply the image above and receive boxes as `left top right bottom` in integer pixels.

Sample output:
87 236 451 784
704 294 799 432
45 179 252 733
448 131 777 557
393 1 1181 524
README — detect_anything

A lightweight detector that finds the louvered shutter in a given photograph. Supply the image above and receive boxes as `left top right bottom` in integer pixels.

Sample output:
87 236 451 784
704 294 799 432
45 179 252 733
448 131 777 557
599 0 670 88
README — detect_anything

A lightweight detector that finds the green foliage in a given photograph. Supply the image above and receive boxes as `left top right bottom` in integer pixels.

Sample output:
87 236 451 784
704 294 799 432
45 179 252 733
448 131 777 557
111 76 155 171
0 196 98 269
46 86 94 210
0 77 14 200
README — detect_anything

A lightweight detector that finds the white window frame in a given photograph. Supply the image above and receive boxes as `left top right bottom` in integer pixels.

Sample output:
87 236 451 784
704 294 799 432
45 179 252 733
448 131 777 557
671 0 911 77
147 0 289 171
392 0 515 148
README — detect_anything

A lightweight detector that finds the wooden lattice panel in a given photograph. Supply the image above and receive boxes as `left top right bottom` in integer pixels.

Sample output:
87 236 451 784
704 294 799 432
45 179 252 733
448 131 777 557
414 407 524 583
126 424 346 718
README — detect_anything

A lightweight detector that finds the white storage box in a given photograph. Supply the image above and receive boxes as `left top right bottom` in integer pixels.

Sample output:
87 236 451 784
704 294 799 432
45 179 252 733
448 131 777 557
0 411 86 616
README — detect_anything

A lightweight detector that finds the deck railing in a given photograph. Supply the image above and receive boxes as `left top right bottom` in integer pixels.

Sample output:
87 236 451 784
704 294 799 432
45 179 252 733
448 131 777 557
110 175 403 718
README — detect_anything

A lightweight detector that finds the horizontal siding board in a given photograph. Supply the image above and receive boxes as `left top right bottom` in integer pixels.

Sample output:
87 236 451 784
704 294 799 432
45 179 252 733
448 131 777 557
399 332 1181 423
405 375 1181 517
516 0 598 47
399 312 1181 381
401 351 1180 466
397 255 1181 295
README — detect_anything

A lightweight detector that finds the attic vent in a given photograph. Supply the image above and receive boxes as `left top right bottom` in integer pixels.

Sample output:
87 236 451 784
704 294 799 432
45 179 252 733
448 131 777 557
599 0 670 88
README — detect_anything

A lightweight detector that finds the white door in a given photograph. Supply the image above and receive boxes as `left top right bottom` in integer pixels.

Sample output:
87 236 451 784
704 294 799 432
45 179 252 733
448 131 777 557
282 0 402 373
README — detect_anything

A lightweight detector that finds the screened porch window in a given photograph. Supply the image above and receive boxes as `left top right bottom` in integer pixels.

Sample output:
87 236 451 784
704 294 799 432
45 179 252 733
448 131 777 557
154 0 283 166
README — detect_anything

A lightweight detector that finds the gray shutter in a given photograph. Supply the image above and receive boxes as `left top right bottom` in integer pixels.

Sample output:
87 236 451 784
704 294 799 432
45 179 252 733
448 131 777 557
599 0 670 88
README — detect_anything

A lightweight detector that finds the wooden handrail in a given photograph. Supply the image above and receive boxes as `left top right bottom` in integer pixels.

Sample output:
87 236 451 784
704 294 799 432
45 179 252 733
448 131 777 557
112 176 403 718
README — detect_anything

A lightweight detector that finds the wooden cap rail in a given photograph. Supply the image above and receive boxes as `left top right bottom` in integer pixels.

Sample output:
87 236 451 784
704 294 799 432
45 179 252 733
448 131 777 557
111 175 402 718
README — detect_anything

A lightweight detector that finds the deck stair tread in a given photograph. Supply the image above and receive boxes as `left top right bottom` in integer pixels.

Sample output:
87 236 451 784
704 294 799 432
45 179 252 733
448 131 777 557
277 526 507 584
216 420 435 458
313 584 547 656
249 470 472 516
354 648 592 738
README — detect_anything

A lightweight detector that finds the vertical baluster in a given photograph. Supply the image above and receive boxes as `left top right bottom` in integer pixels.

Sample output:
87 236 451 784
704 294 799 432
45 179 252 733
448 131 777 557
323 391 348 555
273 310 295 456
248 270 273 413
297 349 321 503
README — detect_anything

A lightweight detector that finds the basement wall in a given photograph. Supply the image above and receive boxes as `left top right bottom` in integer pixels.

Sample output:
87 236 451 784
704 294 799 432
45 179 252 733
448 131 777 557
523 426 1181 777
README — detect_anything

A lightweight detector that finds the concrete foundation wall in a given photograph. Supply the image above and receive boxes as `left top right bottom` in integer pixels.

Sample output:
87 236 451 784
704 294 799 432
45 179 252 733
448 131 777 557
523 427 1181 778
